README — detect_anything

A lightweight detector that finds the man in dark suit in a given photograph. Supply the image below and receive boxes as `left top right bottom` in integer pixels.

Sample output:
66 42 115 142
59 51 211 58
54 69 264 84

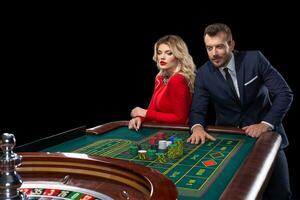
188 23 293 199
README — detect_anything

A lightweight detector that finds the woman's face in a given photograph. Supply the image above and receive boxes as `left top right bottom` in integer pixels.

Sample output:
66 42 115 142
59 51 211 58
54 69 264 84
157 43 178 74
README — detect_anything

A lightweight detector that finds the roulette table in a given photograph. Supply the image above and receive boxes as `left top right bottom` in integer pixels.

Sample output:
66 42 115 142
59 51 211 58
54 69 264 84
15 121 281 199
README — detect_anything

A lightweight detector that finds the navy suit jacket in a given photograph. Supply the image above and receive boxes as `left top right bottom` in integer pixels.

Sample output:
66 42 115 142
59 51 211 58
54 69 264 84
189 51 293 148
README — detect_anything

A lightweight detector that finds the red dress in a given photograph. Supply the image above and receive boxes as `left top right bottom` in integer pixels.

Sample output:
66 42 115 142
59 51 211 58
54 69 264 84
143 73 192 124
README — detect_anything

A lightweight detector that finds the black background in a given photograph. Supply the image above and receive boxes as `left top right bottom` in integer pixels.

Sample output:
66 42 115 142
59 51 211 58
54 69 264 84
2 3 299 199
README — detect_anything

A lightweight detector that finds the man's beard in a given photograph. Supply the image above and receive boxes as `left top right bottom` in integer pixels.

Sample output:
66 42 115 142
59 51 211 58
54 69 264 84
211 54 231 68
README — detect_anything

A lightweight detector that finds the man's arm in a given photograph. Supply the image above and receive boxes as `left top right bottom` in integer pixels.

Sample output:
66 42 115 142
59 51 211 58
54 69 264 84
188 68 216 144
189 68 210 127
242 51 293 137
258 51 293 126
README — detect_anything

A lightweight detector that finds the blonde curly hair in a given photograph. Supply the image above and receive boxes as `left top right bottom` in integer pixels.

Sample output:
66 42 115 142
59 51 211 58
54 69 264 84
153 35 196 93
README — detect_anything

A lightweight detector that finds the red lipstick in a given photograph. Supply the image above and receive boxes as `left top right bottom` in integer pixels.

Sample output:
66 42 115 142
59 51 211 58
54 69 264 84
160 61 167 65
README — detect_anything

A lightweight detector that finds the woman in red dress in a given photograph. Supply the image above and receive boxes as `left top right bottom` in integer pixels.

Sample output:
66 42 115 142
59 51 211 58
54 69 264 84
128 35 196 131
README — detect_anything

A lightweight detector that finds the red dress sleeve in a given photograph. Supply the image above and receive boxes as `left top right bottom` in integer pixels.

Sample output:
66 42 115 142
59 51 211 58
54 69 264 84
145 74 192 124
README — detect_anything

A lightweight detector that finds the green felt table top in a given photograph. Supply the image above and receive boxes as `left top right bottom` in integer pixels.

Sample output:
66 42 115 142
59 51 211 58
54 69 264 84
42 126 256 200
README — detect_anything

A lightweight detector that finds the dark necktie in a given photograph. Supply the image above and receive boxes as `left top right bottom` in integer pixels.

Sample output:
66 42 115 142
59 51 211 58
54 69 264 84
223 68 240 102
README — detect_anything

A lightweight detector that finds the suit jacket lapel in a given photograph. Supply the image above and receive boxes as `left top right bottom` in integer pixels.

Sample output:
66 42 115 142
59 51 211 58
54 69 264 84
211 63 240 104
234 51 245 107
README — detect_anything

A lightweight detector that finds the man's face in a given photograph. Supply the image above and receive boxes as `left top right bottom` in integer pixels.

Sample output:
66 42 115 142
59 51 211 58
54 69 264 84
204 31 234 68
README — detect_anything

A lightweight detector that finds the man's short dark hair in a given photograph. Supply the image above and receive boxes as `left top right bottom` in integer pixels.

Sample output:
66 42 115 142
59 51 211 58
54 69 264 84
204 23 233 41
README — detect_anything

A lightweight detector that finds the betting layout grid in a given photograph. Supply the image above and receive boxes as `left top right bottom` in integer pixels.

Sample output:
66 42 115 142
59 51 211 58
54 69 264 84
73 130 245 197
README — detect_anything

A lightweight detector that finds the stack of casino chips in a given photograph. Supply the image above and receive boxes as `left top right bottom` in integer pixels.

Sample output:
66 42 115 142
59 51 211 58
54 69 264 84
130 145 138 155
174 138 184 157
157 131 166 140
138 150 147 160
156 152 167 163
149 136 157 149
147 149 157 160
158 140 168 152
167 144 177 159
129 132 184 162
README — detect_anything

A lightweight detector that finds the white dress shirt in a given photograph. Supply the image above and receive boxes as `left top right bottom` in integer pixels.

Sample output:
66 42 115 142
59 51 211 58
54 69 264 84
219 53 240 98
